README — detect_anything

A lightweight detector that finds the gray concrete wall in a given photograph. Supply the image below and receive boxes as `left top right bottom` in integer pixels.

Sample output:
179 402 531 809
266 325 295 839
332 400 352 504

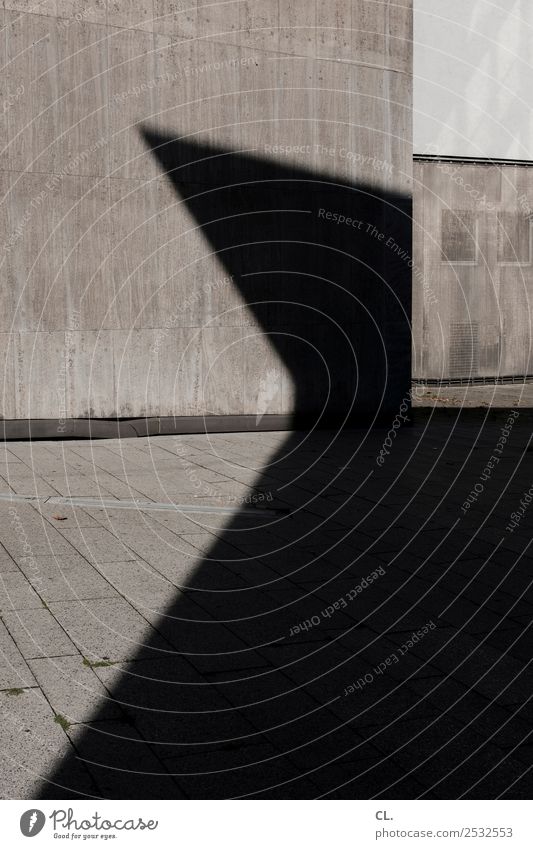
0 1 412 423
413 159 533 381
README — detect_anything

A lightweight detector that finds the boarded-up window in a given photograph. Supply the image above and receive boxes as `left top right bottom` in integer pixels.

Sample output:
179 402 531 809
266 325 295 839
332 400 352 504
441 211 477 263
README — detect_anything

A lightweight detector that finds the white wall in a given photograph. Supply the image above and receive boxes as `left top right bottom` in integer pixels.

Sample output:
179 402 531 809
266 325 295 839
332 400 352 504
414 0 533 160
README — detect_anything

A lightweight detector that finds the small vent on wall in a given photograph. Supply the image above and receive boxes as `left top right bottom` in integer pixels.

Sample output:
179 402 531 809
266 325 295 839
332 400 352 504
449 322 479 378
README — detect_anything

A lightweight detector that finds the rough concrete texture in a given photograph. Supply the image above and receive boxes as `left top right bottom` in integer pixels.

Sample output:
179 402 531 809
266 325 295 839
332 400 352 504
413 160 533 382
0 417 531 799
413 383 533 409
0 2 412 422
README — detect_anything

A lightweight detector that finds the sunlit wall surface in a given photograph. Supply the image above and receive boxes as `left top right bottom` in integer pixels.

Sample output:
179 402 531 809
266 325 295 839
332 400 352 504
0 2 412 424
413 0 533 383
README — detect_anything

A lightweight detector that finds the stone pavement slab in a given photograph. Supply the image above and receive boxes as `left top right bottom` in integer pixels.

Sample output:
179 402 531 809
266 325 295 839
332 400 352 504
0 620 36 689
0 572 43 611
48 598 174 663
17 554 120 603
0 687 96 799
27 655 123 724
2 608 79 660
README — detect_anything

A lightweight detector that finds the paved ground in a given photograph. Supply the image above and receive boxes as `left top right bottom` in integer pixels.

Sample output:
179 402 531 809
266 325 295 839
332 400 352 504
0 408 532 799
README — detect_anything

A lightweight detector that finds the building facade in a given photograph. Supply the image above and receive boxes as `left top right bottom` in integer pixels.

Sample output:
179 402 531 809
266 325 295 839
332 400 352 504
0 2 412 432
413 0 533 384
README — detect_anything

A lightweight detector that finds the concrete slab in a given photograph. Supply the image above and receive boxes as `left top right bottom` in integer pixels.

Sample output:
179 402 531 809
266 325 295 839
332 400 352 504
0 620 36 689
18 555 121 603
0 572 43 611
0 687 96 800
48 597 174 662
2 608 79 660
27 655 122 724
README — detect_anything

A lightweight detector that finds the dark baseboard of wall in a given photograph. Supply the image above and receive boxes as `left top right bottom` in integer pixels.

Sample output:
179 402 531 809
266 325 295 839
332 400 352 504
0 415 296 441
413 154 533 168
0 408 411 441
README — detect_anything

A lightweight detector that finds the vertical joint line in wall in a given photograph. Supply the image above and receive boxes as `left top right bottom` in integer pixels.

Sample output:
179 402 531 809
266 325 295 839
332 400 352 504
384 0 392 169
105 4 111 181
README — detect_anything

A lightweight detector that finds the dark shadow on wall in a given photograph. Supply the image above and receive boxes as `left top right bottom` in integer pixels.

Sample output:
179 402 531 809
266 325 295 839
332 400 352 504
141 131 413 426
37 132 524 801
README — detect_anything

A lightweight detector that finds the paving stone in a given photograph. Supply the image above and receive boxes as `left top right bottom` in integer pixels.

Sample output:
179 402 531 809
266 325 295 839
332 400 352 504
150 511 229 534
2 608 78 660
0 557 20 574
0 619 36 689
49 598 175 662
171 750 313 799
18 555 120 603
0 572 43 611
82 507 159 527
89 656 257 757
0 546 20 573
95 559 180 612
0 475 60 497
66 720 185 799
111 523 204 565
307 756 426 799
0 688 95 800
27 655 122 724
42 474 118 498
57 527 137 563
37 506 102 528
2 529 77 559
